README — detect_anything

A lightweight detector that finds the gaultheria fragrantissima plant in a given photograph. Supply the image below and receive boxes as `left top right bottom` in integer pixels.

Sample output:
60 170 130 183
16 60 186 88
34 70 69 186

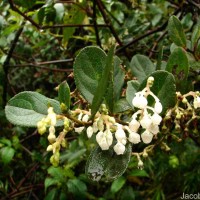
5 16 200 181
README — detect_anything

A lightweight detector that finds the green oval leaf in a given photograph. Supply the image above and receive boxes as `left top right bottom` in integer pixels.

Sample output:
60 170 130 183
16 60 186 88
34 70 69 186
168 15 186 47
58 81 70 109
140 70 176 113
85 143 132 182
5 91 61 127
130 54 155 83
166 47 189 81
74 46 107 103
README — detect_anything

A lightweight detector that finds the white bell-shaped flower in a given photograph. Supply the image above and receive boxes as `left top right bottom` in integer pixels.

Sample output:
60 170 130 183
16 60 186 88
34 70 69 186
193 96 200 109
151 113 162 125
105 129 113 146
47 107 57 126
128 132 141 144
115 127 127 145
97 118 104 131
149 124 159 135
86 126 94 138
78 113 83 121
82 114 89 122
98 137 110 150
141 130 153 144
129 118 140 132
96 131 109 150
140 113 152 129
132 92 147 109
92 121 98 133
154 101 163 114
114 142 126 155
74 126 84 134
49 125 55 135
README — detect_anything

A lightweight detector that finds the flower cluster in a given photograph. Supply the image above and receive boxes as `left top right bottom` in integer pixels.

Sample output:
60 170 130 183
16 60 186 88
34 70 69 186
76 77 163 155
37 77 163 161
37 107 70 166
130 77 162 144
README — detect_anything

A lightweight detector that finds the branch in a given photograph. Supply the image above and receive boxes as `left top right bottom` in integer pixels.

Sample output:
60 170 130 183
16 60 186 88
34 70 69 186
8 0 108 30
96 0 123 46
8 59 74 72
149 30 167 58
2 21 25 107
116 7 181 53
93 0 102 47
187 0 200 9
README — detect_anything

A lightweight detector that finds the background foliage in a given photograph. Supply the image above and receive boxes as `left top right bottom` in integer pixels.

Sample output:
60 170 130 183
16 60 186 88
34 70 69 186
0 0 200 199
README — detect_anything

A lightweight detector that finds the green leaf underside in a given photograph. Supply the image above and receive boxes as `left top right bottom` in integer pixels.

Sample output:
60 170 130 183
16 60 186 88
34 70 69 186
126 80 140 109
130 54 155 83
5 91 61 127
91 45 115 118
140 70 176 113
168 15 186 47
74 46 107 104
166 47 189 81
58 81 70 109
85 143 132 182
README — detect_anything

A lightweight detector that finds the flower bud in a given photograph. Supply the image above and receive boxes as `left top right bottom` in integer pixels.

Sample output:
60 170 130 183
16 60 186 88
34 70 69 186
49 126 55 135
47 145 53 151
74 126 84 134
97 118 104 131
92 121 98 133
61 139 67 148
37 120 44 129
114 142 125 155
193 96 200 109
38 126 46 135
87 126 94 138
64 117 70 128
82 114 89 122
108 117 116 124
138 159 144 169
48 133 56 143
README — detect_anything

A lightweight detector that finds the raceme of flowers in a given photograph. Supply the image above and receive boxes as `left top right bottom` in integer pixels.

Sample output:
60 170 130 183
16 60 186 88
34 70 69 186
36 76 200 167
36 76 164 165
